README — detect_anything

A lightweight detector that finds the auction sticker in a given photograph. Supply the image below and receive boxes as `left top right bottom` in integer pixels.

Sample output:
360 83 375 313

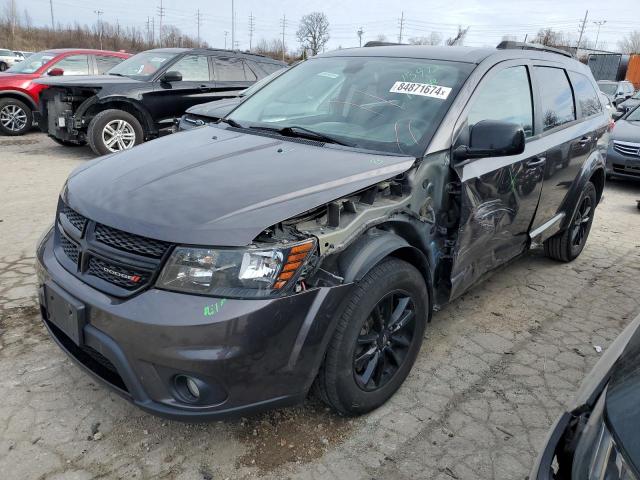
389 82 451 99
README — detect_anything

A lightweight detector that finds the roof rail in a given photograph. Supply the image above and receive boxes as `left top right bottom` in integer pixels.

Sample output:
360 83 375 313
496 40 573 58
363 41 405 47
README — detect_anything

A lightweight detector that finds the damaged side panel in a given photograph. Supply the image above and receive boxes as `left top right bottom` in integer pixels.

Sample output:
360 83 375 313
448 155 545 300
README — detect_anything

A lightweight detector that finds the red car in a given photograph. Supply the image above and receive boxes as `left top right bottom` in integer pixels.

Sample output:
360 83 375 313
0 49 130 136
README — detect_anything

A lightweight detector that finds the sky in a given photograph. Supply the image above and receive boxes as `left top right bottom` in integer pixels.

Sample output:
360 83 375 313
15 0 639 53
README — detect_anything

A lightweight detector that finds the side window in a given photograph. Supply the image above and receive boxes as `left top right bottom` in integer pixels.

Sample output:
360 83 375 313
96 55 125 74
52 55 90 75
214 57 246 81
535 67 576 131
568 72 602 118
243 61 258 81
169 55 210 81
467 65 533 137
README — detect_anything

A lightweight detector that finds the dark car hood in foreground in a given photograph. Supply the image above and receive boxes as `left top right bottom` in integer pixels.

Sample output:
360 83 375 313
605 317 640 472
34 74 142 87
64 126 415 246
612 119 640 143
185 97 243 120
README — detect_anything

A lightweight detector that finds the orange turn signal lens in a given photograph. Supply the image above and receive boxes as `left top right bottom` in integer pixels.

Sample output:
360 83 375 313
290 241 314 254
283 261 302 272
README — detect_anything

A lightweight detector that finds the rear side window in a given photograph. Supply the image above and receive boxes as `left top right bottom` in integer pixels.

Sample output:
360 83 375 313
568 72 602 118
467 65 534 137
53 55 90 75
214 57 246 81
535 67 576 131
96 55 125 74
243 61 257 81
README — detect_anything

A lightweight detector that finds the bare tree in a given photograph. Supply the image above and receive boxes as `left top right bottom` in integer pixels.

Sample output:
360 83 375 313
374 34 388 42
296 12 330 56
533 28 569 47
408 32 442 46
618 31 640 54
446 26 469 46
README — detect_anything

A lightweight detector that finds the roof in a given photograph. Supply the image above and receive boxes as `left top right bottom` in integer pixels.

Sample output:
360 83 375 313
318 44 587 66
143 47 286 64
42 48 130 56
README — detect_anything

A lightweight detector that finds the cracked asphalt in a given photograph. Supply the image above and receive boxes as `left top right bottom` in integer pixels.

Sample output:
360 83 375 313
1 132 639 480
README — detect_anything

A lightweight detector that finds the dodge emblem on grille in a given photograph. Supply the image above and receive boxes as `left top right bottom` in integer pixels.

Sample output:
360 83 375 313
102 267 141 283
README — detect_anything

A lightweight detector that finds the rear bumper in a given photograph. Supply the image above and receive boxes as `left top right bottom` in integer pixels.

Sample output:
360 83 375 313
37 231 353 421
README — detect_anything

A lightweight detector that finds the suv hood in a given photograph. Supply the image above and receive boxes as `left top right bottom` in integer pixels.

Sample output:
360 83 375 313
34 74 142 87
612 119 640 143
186 97 243 119
64 126 415 246
0 72 37 83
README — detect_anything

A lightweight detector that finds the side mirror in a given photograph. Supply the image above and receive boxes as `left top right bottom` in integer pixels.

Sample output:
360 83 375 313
161 71 182 83
454 120 525 161
612 111 623 121
48 68 64 76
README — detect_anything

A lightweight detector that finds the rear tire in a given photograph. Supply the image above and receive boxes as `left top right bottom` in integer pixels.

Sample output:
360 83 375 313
544 182 597 262
87 109 143 156
314 258 428 416
0 98 32 136
0 62 8 72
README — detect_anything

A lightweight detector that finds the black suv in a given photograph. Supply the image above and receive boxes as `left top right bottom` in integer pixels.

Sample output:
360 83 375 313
36 43 608 420
35 48 286 155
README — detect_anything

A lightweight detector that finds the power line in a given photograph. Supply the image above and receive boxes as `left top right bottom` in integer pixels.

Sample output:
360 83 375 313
576 9 589 50
593 20 607 49
248 13 255 51
357 26 364 47
157 0 165 47
398 11 405 43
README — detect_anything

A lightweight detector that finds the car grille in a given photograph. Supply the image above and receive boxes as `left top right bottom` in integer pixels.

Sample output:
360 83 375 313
94 223 169 258
613 141 640 158
613 164 640 177
87 256 150 290
54 200 172 297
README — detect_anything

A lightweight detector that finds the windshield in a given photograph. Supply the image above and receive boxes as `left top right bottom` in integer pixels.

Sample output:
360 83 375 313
241 68 288 97
598 83 618 95
627 106 640 121
107 51 177 80
228 56 473 156
6 51 56 73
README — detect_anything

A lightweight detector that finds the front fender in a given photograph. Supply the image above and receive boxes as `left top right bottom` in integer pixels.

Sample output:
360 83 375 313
0 89 37 109
79 97 155 135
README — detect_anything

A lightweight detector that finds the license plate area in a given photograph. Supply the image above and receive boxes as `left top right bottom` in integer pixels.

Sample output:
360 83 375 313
44 282 86 345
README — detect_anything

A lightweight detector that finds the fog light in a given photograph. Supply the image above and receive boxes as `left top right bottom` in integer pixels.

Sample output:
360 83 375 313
185 377 200 399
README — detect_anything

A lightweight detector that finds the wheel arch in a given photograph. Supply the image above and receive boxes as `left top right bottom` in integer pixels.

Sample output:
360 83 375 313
337 228 433 321
589 167 605 205
0 90 37 110
84 98 155 138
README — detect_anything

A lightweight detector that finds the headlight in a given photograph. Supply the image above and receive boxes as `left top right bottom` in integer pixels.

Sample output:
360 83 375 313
571 390 638 480
156 238 315 297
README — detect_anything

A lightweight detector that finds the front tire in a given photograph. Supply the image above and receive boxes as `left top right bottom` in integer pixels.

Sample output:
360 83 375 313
544 182 597 262
0 62 8 72
87 109 143 156
0 98 32 136
314 257 428 416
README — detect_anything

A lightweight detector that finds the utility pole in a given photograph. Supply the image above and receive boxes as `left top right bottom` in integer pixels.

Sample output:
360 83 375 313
157 0 165 47
280 14 286 62
398 11 405 43
593 20 606 50
224 31 228 49
49 0 55 30
146 16 150 44
94 10 104 50
232 0 236 50
196 9 202 47
357 27 364 47
152 16 155 45
248 13 255 51
576 9 588 51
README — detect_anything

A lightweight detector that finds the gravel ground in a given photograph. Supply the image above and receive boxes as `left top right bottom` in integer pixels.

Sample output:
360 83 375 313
1 132 639 480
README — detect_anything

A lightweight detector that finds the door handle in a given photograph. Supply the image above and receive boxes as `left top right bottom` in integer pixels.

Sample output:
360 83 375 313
525 157 546 168
578 136 592 145
198 85 208 91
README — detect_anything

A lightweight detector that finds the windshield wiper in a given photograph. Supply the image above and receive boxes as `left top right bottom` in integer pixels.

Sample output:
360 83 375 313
251 125 351 146
218 118 245 129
